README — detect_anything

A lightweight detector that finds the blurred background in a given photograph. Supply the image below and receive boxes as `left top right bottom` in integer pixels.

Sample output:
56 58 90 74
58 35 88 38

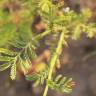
0 0 96 96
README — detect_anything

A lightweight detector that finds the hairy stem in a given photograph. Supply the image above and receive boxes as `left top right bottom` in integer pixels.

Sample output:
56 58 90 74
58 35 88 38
43 31 65 96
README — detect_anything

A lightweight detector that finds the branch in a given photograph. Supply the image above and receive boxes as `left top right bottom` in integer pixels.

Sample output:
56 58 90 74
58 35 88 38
43 31 65 96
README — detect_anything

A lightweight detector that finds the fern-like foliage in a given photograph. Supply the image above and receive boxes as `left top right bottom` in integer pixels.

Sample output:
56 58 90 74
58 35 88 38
47 75 75 93
26 70 74 94
26 69 48 86
0 0 96 95
10 61 17 80
0 37 38 79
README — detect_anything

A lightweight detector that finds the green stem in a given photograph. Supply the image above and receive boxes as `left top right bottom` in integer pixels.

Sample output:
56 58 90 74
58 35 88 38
34 30 51 40
43 31 65 96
